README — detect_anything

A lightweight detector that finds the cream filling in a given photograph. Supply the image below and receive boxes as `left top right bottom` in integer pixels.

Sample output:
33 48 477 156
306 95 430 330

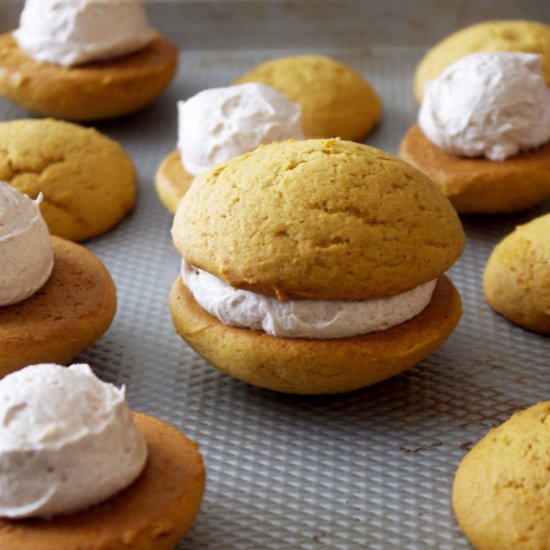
419 52 550 161
14 0 155 67
178 83 304 176
182 260 437 339
0 183 53 307
0 364 147 519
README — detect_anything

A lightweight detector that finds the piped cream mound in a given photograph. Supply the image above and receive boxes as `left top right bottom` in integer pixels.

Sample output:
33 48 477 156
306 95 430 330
400 52 550 213
419 52 550 161
414 19 550 103
0 182 53 306
14 0 155 67
156 82 303 214
178 83 303 176
0 363 147 519
170 139 465 394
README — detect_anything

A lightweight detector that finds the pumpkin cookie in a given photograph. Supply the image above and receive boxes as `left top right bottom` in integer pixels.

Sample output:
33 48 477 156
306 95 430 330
0 236 117 376
414 19 550 103
0 0 178 120
170 139 464 394
235 55 381 141
453 402 550 549
0 118 136 241
484 213 550 333
0 363 205 549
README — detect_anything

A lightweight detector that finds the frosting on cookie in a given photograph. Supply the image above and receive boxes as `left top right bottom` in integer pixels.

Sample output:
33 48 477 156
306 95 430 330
182 260 437 339
178 83 303 176
14 0 155 67
0 183 53 307
419 52 550 161
0 363 147 519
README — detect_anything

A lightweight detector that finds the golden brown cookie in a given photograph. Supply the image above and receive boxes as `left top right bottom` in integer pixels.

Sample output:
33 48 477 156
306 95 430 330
155 150 195 215
414 20 550 103
0 118 136 241
170 275 462 394
484 214 550 333
0 236 116 376
399 124 550 213
235 55 382 141
0 32 178 121
0 412 205 550
173 139 465 301
453 401 550 550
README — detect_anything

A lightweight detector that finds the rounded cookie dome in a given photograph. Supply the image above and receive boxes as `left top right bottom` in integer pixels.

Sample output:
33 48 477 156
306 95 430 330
0 119 136 242
484 213 550 333
453 401 550 549
414 19 550 103
235 55 381 141
173 139 465 301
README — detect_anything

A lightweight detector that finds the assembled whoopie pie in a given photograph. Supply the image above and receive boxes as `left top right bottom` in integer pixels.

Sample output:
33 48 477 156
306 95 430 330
170 139 465 394
0 0 178 120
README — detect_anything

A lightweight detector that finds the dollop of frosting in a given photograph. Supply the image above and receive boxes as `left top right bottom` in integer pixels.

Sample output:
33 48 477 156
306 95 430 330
0 364 147 519
0 182 53 307
14 0 155 67
419 52 550 161
182 261 437 339
178 83 304 176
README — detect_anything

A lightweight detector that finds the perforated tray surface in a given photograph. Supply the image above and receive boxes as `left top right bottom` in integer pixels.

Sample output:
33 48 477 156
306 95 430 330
1 41 549 550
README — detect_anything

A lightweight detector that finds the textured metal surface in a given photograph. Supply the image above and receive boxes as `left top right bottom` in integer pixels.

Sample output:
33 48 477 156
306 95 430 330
1 30 550 550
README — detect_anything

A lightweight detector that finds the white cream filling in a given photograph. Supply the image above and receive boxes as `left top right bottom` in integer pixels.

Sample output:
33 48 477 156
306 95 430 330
0 364 147 519
182 260 437 339
178 83 304 176
419 52 550 161
14 0 155 67
0 183 53 307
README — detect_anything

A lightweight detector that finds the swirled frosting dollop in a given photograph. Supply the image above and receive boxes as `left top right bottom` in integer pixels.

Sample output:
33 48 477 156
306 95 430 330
178 83 304 176
14 0 155 67
419 52 550 161
0 363 147 519
0 182 53 307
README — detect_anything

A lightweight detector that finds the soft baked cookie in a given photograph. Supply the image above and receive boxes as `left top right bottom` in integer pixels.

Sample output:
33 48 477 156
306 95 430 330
0 236 117 376
170 139 465 394
235 55 381 141
0 119 136 241
400 125 550 213
401 52 550 213
0 0 178 121
484 213 550 333
453 401 550 549
0 363 205 550
0 413 204 550
414 19 550 103
155 150 195 215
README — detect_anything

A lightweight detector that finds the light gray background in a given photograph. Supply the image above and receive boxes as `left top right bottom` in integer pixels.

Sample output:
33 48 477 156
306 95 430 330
0 2 549 548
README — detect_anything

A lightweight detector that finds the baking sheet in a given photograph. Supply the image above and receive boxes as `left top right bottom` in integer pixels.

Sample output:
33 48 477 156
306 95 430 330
1 7 550 549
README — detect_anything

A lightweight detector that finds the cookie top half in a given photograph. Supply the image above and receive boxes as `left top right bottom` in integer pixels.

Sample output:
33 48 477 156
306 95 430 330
235 55 382 141
0 118 135 241
453 401 550 549
414 19 550 103
173 139 464 301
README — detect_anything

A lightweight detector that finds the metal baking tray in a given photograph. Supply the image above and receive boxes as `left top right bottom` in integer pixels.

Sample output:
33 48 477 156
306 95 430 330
1 2 549 548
